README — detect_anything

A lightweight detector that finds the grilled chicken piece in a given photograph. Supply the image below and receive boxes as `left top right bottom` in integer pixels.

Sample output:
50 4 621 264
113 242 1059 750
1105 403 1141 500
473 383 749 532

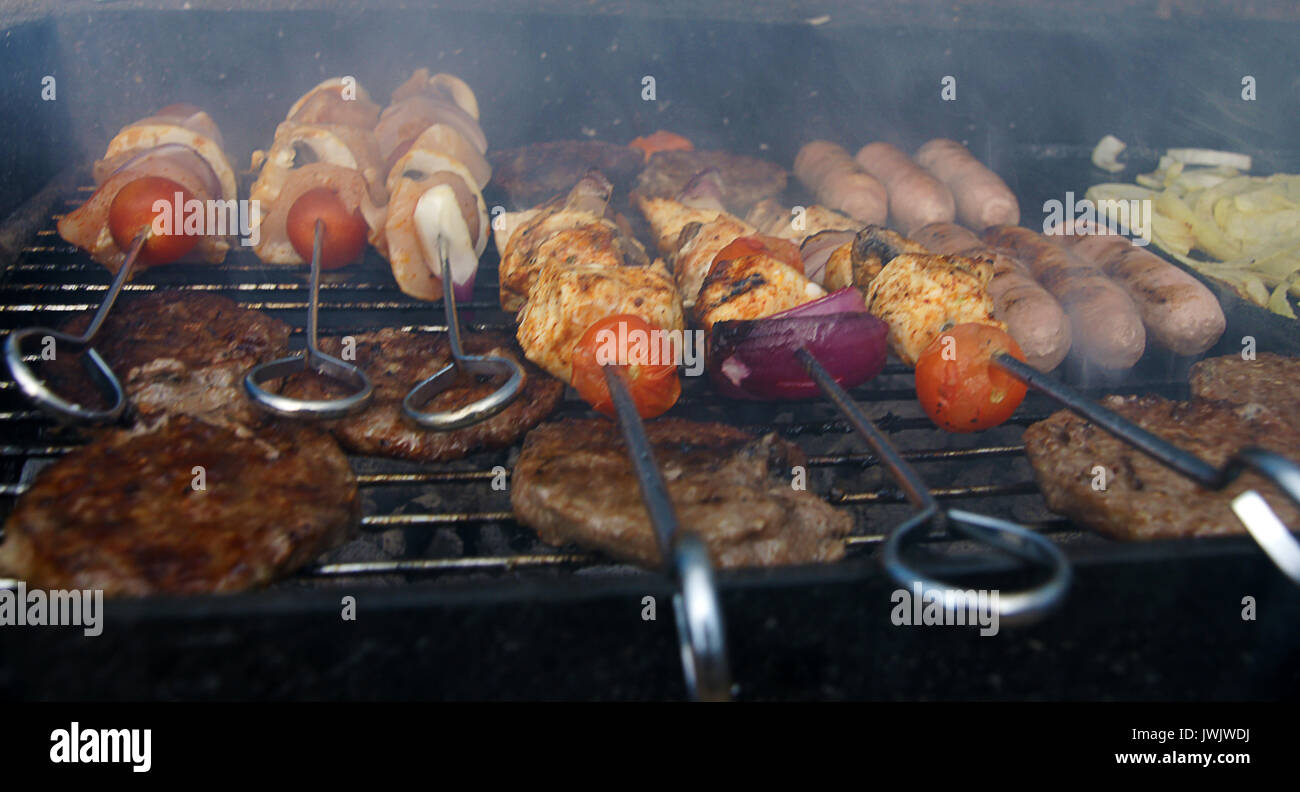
694 252 826 332
670 215 758 308
516 257 684 382
249 121 389 211
285 77 381 129
375 69 487 175
864 252 1004 366
745 198 858 243
823 224 928 294
634 194 733 257
498 171 628 311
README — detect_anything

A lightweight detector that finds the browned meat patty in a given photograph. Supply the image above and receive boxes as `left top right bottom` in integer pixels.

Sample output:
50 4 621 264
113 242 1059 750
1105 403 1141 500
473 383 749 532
1190 352 1300 417
489 140 644 208
279 328 564 462
1023 394 1300 541
42 291 291 431
633 149 788 215
511 418 852 568
0 416 359 596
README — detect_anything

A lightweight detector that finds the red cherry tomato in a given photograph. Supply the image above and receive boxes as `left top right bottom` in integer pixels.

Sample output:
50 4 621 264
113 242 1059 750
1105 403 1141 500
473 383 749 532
712 234 803 275
285 188 368 270
107 176 200 266
571 314 681 420
915 323 1028 433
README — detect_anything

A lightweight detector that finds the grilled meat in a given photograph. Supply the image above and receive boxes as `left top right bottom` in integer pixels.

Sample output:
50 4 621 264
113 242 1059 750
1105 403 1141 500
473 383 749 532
512 418 852 568
488 140 643 209
1023 394 1300 540
634 149 787 215
1190 353 1300 417
517 257 683 382
693 251 825 332
42 291 291 432
279 328 564 462
745 198 858 243
863 252 1004 366
0 416 359 596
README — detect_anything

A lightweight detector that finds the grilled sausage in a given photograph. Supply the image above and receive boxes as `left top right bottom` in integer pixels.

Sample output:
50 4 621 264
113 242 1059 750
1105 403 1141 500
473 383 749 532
915 138 1019 230
982 225 1145 370
1063 235 1226 356
854 142 956 234
793 141 888 225
913 222 1071 371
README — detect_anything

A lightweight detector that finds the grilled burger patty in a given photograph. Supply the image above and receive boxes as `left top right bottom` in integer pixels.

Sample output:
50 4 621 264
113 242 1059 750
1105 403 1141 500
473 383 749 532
1190 352 1300 417
0 416 359 596
1023 394 1300 540
280 328 564 462
512 418 852 568
633 149 787 215
44 291 291 430
488 140 644 209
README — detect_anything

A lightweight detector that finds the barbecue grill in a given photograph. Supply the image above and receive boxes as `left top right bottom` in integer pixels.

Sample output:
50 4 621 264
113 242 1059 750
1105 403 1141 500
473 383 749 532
2 1 1299 701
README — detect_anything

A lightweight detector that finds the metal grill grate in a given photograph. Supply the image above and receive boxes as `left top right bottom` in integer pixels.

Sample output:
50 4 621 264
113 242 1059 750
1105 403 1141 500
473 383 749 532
0 188 1199 588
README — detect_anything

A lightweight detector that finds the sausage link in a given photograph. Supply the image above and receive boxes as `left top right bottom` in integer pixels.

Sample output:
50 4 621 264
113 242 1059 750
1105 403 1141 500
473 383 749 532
855 142 955 234
915 138 1019 230
794 140 888 225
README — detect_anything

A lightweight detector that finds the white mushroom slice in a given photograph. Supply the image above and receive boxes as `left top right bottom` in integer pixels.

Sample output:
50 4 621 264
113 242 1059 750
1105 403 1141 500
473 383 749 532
414 185 480 301
250 122 388 211
103 123 237 202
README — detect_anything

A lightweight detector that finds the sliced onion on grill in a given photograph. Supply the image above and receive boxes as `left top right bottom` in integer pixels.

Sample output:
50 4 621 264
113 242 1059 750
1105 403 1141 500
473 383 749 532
799 229 855 285
111 143 222 201
709 289 887 400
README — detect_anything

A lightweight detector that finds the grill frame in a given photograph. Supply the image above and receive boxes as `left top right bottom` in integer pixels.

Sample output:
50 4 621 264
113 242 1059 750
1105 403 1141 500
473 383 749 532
2 148 1299 700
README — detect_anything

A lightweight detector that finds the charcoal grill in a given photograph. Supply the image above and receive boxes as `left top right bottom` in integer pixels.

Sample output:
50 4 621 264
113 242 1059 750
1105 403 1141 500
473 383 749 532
2 1 1300 700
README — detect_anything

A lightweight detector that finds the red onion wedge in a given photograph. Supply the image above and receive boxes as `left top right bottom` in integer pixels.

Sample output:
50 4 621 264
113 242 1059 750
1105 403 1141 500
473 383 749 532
709 290 887 400
799 230 855 286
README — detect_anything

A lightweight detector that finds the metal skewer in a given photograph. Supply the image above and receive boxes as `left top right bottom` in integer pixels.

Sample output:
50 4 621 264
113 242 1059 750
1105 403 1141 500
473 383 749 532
3 231 148 424
244 219 374 418
402 235 523 430
994 352 1300 585
603 366 732 702
797 347 1073 623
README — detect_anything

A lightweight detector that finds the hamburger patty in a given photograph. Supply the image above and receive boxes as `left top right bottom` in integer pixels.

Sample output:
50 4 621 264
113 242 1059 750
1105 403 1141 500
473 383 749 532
1190 352 1300 417
279 328 564 462
1023 394 1300 541
42 291 291 431
489 140 644 209
633 149 788 215
511 418 852 568
0 416 359 596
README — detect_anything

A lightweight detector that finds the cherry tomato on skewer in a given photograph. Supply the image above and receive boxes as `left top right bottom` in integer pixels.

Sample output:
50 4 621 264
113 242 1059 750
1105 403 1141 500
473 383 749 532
285 187 368 270
914 323 1028 433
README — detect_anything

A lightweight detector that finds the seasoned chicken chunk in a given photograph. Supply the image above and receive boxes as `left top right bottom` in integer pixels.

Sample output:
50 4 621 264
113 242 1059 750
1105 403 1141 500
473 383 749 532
516 259 685 382
499 172 617 311
694 253 825 332
745 198 858 243
634 194 735 256
671 215 758 308
864 253 1004 366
